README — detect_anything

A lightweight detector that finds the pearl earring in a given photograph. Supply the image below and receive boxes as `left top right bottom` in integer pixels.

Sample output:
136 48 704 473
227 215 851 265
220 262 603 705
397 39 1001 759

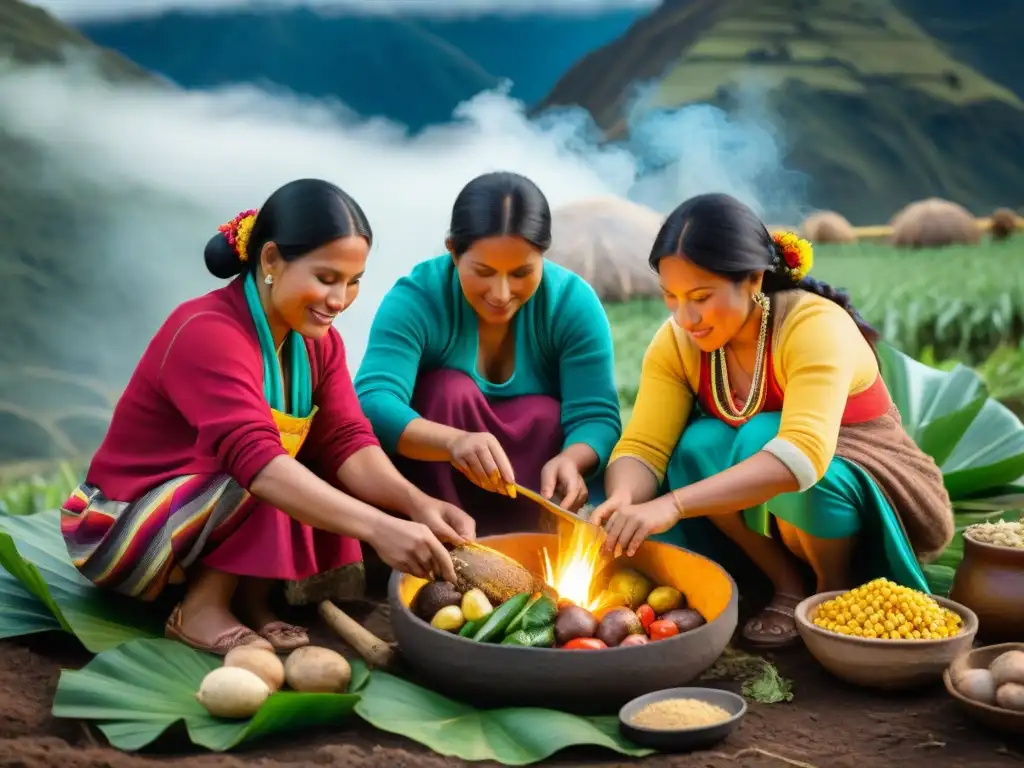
264 274 273 285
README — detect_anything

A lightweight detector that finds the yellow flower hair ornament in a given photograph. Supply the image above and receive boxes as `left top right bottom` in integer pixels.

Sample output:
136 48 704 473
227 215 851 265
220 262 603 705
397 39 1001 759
217 209 259 263
771 230 813 282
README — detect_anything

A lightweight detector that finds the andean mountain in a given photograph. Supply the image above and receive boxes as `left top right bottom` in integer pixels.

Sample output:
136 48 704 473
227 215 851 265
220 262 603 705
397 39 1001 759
539 0 1024 223
77 7 644 130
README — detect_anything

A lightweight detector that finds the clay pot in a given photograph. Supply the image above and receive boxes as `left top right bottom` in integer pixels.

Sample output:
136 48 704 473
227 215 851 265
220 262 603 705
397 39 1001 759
389 532 739 713
949 534 1024 642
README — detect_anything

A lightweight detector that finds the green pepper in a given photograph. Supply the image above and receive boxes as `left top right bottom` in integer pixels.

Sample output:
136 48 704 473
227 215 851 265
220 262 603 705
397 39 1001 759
472 591 531 643
501 624 556 648
503 593 542 636
458 619 480 638
520 594 557 631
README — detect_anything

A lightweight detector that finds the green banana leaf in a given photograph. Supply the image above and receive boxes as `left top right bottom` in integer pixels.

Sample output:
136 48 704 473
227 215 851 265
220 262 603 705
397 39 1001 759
52 638 364 752
0 509 161 651
354 671 654 765
877 344 1024 502
0 558 61 639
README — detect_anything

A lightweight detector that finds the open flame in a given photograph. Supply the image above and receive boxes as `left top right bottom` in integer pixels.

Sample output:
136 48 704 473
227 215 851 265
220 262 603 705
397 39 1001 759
540 522 612 613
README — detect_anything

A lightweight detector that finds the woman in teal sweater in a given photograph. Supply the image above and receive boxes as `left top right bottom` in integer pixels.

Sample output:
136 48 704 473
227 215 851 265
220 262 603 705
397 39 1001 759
354 172 621 535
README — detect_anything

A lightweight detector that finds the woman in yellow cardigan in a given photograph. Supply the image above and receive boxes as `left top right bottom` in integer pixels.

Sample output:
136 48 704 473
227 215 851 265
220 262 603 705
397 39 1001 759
591 194 955 648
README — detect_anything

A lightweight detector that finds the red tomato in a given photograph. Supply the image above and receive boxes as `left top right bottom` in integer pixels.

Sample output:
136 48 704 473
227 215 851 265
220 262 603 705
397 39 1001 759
636 604 655 633
649 619 680 641
562 637 608 651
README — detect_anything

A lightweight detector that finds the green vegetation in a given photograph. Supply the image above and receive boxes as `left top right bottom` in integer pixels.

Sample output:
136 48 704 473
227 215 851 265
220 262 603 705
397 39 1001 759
0 0 148 80
653 0 1019 109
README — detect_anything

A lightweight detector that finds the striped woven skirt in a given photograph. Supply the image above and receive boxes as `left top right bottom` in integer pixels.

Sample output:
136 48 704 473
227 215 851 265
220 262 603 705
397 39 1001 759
61 474 362 601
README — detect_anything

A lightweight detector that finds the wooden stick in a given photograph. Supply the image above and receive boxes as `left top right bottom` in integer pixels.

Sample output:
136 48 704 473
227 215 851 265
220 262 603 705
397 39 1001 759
318 600 395 669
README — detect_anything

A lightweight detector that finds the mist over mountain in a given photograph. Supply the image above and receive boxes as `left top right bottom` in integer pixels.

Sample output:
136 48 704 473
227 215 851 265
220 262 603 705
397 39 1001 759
76 6 644 129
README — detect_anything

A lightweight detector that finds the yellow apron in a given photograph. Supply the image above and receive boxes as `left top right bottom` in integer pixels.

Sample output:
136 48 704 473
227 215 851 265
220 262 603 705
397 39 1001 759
272 405 318 458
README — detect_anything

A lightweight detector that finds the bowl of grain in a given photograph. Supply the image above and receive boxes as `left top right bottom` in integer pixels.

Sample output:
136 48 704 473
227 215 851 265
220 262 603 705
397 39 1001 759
618 687 747 750
794 579 978 690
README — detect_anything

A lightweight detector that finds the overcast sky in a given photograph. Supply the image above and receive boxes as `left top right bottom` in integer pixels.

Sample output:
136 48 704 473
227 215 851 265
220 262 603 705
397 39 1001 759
35 0 662 21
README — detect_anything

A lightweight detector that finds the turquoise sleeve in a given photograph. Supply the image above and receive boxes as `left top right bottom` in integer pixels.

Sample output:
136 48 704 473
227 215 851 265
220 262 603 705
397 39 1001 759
552 279 622 470
353 280 432 454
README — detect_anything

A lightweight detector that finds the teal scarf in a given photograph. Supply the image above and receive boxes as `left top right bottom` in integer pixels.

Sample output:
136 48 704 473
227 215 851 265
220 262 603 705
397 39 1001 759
243 272 313 417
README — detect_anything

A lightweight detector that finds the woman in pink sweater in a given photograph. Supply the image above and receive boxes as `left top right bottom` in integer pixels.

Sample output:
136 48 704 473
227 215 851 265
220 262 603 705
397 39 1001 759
60 179 475 655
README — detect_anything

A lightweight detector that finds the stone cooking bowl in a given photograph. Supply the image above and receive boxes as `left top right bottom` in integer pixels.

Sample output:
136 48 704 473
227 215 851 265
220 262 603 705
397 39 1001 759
944 642 1024 736
794 591 978 690
388 532 739 713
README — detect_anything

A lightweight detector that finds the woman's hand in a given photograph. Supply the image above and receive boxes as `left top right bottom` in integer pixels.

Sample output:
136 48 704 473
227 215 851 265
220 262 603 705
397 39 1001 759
539 454 588 511
369 515 459 583
590 493 681 557
411 497 477 546
448 431 516 495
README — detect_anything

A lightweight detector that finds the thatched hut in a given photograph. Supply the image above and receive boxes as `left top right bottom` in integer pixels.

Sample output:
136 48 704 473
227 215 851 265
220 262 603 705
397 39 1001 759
800 211 858 243
547 197 664 303
989 208 1018 241
889 198 981 248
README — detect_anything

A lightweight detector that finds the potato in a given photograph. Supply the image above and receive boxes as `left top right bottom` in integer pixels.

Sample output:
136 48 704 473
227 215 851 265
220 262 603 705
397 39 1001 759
606 568 653 609
956 668 997 705
195 666 270 718
659 608 706 634
412 581 462 622
619 634 650 647
461 588 494 623
284 646 352 693
224 646 286 692
431 605 466 632
647 586 684 615
995 682 1024 712
988 650 1024 687
596 607 643 648
554 605 599 646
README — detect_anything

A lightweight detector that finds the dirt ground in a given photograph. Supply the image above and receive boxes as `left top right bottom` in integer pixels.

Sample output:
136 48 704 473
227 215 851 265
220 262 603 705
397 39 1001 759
0 593 1021 768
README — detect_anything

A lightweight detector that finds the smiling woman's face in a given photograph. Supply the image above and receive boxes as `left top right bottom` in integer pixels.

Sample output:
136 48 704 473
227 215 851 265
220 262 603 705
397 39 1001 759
452 235 543 326
658 254 760 352
263 235 369 340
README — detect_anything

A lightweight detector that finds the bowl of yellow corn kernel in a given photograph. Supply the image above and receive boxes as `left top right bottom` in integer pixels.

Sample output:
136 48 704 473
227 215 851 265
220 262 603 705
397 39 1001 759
794 579 979 690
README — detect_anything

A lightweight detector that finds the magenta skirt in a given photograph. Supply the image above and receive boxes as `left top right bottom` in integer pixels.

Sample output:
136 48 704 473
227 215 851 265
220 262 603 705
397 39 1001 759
394 368 565 536
202 499 362 581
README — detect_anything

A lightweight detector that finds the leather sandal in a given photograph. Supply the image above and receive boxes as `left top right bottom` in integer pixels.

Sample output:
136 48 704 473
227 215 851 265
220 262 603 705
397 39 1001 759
164 605 273 656
257 621 310 652
741 592 804 649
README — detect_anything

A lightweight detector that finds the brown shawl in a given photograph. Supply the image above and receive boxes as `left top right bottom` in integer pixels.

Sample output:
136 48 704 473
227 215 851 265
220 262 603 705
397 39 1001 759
772 291 955 563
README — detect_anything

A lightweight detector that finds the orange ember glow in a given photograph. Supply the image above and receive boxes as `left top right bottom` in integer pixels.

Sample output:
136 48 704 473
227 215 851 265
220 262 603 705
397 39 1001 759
540 523 612 613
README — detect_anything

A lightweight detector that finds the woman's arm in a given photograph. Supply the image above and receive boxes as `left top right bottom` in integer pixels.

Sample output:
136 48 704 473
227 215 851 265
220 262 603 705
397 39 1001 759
604 321 694 504
334 444 429 516
561 442 600 477
250 455 386 540
604 456 660 505
353 278 437 455
396 418 466 462
552 279 622 471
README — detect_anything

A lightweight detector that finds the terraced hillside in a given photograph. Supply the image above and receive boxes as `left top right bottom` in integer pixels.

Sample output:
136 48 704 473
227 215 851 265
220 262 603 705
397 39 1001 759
538 0 1024 223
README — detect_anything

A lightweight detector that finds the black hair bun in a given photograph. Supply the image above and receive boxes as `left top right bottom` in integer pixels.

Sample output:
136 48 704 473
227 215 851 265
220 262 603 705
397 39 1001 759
204 233 244 279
